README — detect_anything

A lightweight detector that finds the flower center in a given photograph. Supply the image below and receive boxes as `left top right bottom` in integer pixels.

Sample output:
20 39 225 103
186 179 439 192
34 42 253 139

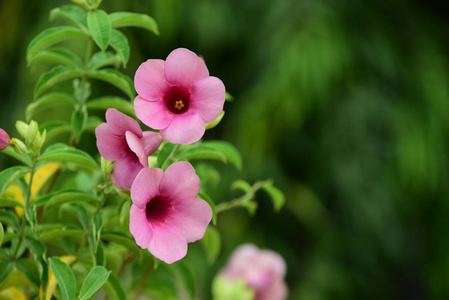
145 196 172 223
174 100 185 110
164 87 190 114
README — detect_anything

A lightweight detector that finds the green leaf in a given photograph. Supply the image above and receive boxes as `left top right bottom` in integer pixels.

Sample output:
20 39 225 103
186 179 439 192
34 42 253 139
103 273 126 300
86 96 134 116
157 142 177 170
24 237 46 259
0 166 29 197
225 92 234 102
15 259 41 287
176 145 227 164
38 226 84 243
32 47 83 69
0 261 13 287
25 205 37 231
109 12 159 35
87 10 111 52
118 198 131 227
241 201 258 216
24 236 48 288
198 192 216 225
26 92 75 122
2 233 19 244
79 266 110 300
87 69 134 100
34 65 84 99
262 182 285 212
49 5 88 31
101 232 141 257
0 222 3 246
43 191 98 209
109 29 130 67
1 146 32 166
71 203 89 232
200 226 221 265
39 143 98 171
201 141 242 170
95 241 105 266
85 116 103 132
0 197 24 208
49 257 76 300
40 120 72 141
171 263 195 300
71 106 87 143
230 180 251 193
93 212 103 251
27 26 88 64
88 51 120 70
0 211 20 232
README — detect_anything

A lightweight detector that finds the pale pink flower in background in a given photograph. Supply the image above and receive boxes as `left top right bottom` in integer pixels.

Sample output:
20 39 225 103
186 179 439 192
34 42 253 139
0 129 10 150
134 48 226 145
222 244 288 300
129 161 212 263
95 108 162 190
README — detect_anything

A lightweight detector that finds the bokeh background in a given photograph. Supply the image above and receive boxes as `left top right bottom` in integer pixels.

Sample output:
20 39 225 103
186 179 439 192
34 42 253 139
1 0 449 299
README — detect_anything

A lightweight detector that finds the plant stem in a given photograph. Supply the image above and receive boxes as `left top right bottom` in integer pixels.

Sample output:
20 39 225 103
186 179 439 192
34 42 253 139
216 180 267 214
132 260 155 300
11 158 37 259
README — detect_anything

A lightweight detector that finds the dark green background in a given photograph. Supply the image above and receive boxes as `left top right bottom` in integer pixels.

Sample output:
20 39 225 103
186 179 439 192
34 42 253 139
1 0 448 299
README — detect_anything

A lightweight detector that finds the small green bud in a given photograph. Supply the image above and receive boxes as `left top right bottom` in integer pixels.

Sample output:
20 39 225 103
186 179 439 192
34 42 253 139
11 138 27 154
26 120 39 145
101 157 114 181
15 121 28 139
33 129 46 150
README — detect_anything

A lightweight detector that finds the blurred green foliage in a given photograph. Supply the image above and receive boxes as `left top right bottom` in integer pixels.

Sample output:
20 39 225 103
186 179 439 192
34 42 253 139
1 0 449 299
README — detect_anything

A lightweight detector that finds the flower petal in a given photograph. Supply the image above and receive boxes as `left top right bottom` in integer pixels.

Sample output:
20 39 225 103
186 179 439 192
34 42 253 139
164 48 209 88
129 204 153 249
134 96 173 130
255 280 288 300
134 59 169 102
159 161 200 203
148 222 187 264
190 76 226 122
160 111 205 144
169 197 212 242
95 123 127 161
125 131 148 167
111 154 144 190
131 167 164 209
106 108 142 136
223 244 259 278
142 131 163 156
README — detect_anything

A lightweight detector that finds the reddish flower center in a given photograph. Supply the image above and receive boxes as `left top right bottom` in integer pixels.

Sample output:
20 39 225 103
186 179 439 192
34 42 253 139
145 196 173 223
164 86 190 114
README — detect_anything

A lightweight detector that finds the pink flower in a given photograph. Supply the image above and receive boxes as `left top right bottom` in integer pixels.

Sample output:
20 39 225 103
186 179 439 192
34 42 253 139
222 244 288 300
129 161 212 263
0 129 10 150
95 108 162 190
134 48 226 145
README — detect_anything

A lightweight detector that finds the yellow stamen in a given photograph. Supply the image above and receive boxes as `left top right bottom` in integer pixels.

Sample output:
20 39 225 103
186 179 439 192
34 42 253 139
174 100 185 110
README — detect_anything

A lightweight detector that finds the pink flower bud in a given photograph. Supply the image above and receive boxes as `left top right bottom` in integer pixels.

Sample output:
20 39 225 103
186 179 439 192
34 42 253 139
0 128 10 150
222 244 288 300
